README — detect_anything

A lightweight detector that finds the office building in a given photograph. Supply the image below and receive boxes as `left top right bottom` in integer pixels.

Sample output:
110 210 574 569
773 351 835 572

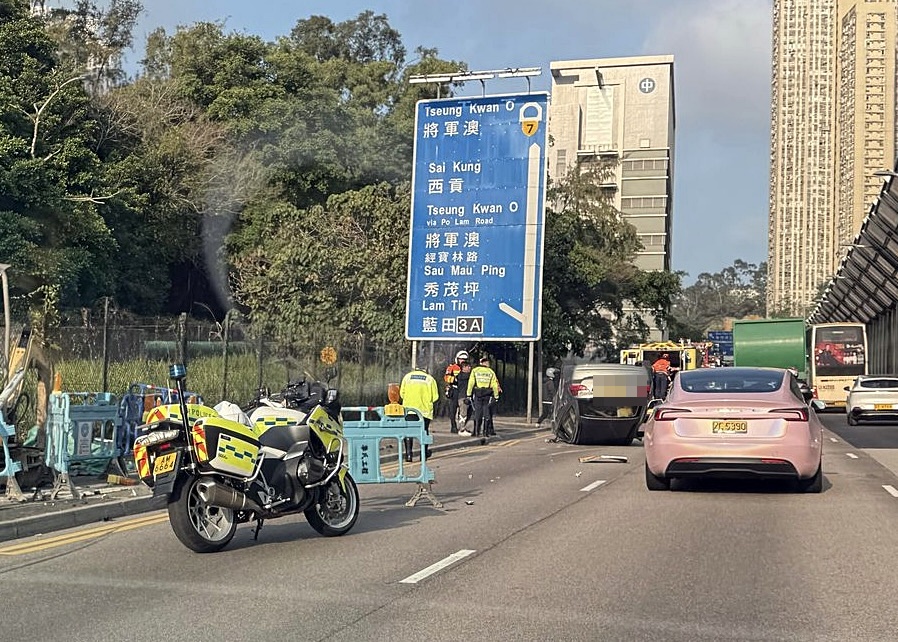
768 0 898 314
548 55 675 340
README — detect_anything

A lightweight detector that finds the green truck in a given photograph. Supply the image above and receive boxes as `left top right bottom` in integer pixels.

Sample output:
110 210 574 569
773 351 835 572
732 318 808 379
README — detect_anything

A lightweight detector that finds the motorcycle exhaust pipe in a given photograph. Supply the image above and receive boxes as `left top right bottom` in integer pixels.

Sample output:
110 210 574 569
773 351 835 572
196 480 263 513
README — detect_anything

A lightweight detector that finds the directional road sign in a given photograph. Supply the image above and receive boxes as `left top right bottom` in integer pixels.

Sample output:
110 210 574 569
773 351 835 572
405 92 549 341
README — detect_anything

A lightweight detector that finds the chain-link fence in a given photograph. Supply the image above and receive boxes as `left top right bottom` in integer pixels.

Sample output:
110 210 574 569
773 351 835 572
28 304 539 436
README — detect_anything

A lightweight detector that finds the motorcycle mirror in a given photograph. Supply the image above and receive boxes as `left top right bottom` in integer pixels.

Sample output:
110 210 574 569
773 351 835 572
325 388 339 405
324 365 338 383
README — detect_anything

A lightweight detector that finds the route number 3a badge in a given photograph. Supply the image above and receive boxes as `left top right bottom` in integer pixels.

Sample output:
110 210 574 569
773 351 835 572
519 102 543 137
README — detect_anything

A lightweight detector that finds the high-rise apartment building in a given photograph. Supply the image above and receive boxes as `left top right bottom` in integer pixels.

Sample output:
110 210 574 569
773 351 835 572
769 0 898 315
549 56 675 275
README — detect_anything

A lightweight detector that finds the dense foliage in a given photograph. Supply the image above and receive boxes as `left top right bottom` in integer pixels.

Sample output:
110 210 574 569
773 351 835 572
0 0 682 365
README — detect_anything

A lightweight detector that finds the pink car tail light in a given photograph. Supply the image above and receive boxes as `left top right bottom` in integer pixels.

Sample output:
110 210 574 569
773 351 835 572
769 407 809 422
569 383 588 395
654 408 693 421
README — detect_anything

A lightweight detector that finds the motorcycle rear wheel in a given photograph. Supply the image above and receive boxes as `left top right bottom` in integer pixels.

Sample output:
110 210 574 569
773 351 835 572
168 477 237 553
305 473 359 537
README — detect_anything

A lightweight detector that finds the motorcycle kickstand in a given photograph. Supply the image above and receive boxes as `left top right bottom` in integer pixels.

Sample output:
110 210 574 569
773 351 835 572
252 518 264 541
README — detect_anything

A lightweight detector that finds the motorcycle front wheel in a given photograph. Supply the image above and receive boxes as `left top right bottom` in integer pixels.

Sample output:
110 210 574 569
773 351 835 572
304 473 359 537
168 476 237 553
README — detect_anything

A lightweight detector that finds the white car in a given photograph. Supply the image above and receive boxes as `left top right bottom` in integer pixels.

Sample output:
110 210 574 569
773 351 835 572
845 375 898 425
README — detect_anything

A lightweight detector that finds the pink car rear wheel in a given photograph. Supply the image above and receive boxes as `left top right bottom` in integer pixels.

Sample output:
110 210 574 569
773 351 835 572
645 463 671 491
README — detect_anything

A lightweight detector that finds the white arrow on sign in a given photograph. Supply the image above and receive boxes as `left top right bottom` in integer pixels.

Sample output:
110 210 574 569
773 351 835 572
498 139 541 336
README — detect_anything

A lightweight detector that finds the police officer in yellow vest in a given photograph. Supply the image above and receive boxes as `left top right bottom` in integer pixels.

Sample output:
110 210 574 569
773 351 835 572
466 355 501 443
399 366 440 462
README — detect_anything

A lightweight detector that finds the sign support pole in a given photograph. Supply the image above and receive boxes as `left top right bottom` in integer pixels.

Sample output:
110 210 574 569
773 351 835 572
527 342 534 423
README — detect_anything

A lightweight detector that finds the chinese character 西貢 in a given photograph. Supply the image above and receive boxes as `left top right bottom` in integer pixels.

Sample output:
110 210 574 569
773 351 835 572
428 179 444 194
449 178 463 193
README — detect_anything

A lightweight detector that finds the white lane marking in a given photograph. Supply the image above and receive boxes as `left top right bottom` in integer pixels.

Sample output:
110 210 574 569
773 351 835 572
829 437 839 443
846 453 859 459
883 485 898 498
400 549 476 584
580 479 607 492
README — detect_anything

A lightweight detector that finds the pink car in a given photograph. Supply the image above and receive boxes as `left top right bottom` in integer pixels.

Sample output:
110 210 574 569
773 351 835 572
643 367 825 493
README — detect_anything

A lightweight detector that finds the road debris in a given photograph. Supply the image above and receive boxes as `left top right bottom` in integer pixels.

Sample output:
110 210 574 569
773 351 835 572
578 455 629 464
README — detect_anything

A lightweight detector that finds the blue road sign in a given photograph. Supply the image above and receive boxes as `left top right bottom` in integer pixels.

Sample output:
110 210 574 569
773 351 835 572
707 331 733 342
405 92 549 341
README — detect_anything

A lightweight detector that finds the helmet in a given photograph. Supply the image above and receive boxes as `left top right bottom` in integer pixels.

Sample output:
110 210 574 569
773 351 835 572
455 350 469 362
546 368 558 379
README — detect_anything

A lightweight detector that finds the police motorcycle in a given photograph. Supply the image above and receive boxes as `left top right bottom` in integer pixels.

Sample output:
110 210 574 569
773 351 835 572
132 364 359 553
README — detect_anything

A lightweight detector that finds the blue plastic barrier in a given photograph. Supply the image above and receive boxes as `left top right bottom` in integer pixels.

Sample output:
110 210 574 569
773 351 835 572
342 405 441 508
46 392 123 498
0 413 22 497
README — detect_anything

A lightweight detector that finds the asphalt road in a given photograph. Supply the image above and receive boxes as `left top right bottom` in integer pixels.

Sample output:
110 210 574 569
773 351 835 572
1 418 897 641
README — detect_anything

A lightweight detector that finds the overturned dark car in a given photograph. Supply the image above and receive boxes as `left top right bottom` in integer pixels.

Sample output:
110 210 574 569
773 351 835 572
551 363 652 446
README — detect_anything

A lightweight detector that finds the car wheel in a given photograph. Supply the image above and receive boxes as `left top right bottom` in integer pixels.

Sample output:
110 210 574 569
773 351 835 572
797 464 823 494
847 413 858 426
645 463 670 491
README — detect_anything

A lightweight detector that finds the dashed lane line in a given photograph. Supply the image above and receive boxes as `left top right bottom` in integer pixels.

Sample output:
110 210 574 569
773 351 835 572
883 485 898 498
580 480 607 492
846 453 859 459
829 437 839 443
400 549 476 584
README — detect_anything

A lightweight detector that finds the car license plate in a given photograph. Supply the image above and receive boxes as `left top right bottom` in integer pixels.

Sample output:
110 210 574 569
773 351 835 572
712 420 748 434
153 453 177 475
875 404 893 410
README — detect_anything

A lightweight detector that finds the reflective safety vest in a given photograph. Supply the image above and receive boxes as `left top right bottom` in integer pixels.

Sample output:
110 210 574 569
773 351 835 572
399 369 440 420
467 366 500 399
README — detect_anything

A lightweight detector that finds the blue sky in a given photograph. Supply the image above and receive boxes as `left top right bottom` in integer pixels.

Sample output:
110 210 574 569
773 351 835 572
118 0 774 283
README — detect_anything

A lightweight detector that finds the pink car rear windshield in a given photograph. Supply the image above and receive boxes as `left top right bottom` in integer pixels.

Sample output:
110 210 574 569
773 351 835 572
679 369 784 393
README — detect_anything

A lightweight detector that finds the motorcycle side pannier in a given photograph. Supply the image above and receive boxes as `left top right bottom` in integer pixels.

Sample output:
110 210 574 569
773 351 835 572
191 417 261 477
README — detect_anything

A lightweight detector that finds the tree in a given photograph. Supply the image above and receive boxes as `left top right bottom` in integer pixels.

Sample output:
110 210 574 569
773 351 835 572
669 259 768 338
228 183 410 347
539 160 681 363
0 6 119 308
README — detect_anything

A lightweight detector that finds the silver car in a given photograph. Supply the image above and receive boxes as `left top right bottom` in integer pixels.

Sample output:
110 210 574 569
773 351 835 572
845 375 898 425
552 363 652 445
